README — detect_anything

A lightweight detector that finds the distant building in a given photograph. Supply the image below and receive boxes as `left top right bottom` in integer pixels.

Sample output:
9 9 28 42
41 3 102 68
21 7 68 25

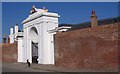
90 10 98 27
3 34 6 43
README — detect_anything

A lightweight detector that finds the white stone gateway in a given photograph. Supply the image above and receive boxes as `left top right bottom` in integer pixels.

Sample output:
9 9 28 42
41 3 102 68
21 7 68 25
22 6 59 64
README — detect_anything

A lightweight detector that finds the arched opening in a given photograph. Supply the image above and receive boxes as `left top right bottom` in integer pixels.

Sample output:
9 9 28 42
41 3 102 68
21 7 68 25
29 27 38 63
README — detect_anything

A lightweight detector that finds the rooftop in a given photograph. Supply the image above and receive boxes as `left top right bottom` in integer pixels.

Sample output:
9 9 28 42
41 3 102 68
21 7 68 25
59 17 119 31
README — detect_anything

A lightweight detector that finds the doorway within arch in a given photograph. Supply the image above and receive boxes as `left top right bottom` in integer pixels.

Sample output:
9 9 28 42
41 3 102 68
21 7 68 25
29 27 38 63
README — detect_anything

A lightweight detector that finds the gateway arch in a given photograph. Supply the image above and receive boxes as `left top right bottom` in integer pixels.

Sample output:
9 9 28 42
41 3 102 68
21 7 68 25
29 27 38 63
22 6 59 64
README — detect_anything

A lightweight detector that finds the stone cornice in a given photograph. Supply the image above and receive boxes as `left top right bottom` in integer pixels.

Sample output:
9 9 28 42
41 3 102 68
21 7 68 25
24 21 59 28
22 12 60 24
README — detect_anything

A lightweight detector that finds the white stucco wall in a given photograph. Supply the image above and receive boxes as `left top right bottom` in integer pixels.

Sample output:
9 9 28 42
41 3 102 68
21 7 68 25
22 9 59 64
9 34 14 43
17 37 24 62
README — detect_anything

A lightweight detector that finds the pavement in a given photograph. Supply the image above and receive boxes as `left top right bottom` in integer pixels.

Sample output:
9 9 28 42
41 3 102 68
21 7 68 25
2 62 87 72
2 62 118 73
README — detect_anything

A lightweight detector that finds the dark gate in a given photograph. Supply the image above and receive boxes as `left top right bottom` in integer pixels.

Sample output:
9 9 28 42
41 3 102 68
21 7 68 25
32 42 38 63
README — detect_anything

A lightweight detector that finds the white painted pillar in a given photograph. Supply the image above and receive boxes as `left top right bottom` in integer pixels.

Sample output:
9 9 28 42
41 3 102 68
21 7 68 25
50 33 55 64
38 24 44 64
26 28 32 63
9 27 14 43
15 25 18 34
28 39 32 63
10 27 13 34
17 38 24 62
23 27 27 63
14 25 19 41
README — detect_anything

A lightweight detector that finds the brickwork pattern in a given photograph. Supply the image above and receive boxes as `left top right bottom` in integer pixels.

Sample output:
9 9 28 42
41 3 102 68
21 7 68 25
55 23 118 71
1 42 17 62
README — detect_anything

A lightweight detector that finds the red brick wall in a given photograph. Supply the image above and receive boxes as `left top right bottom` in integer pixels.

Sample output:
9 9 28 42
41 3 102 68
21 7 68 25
1 42 17 63
55 23 118 71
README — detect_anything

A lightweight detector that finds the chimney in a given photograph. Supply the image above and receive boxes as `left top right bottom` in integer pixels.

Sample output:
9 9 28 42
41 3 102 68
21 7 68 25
90 10 98 27
3 34 6 43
